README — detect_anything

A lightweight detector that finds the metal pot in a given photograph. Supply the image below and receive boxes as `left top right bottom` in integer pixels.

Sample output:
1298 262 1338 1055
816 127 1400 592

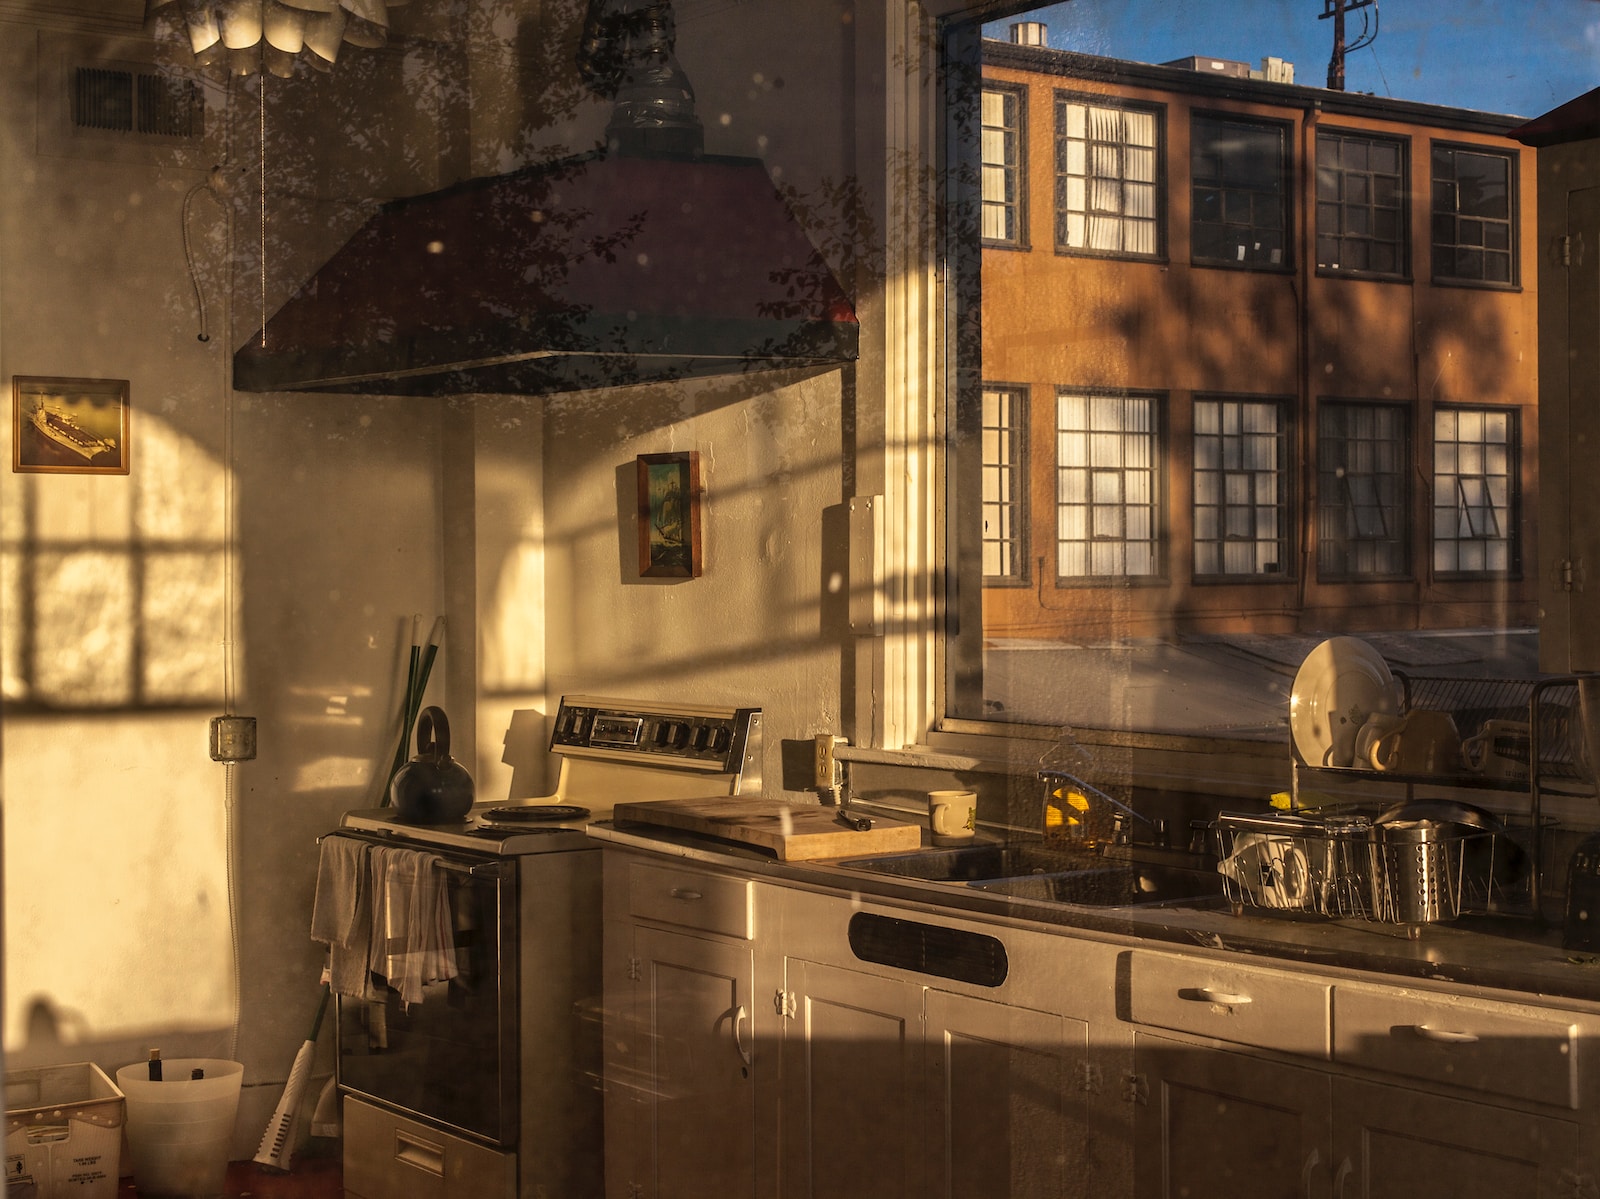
390 706 475 824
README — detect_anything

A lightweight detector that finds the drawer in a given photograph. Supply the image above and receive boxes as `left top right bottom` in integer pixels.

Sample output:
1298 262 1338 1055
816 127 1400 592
627 860 753 939
343 1095 514 1199
1332 985 1581 1110
1127 949 1331 1058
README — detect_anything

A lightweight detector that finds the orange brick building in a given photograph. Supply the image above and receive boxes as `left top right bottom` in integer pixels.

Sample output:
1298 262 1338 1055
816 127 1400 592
975 40 1538 644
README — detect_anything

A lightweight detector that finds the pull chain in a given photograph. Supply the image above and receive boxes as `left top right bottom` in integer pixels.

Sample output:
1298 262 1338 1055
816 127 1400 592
259 71 267 348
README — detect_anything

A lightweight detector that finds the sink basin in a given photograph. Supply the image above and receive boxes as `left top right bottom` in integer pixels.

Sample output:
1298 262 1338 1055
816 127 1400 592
836 843 1226 909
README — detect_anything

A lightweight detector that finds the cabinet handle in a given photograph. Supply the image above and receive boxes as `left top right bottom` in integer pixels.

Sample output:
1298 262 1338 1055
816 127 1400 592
1301 1148 1321 1199
1183 987 1252 1007
669 887 703 901
733 1003 752 1066
1333 1156 1353 1199
1413 1024 1479 1044
394 1130 445 1178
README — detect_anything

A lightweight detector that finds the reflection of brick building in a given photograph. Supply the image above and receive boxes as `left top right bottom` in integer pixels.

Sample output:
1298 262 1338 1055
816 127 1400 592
977 38 1538 644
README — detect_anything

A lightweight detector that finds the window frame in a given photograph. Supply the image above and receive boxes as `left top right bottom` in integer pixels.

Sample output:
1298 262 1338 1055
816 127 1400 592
1189 111 1294 273
1052 388 1166 584
1191 394 1295 581
1315 399 1412 582
980 383 1030 586
1051 90 1166 261
1315 126 1410 281
1429 140 1519 289
980 81 1028 249
1431 404 1521 580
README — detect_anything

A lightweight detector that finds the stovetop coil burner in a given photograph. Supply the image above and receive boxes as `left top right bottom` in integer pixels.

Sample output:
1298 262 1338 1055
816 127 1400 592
478 804 592 826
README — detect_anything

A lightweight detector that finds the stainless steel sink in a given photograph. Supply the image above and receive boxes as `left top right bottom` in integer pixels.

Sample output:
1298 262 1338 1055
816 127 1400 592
836 842 1226 909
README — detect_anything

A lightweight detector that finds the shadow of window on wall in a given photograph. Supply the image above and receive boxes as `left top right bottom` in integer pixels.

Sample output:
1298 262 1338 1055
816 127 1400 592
2 414 234 710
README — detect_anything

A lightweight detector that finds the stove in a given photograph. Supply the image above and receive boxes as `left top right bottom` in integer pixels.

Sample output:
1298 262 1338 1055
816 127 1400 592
333 695 761 1199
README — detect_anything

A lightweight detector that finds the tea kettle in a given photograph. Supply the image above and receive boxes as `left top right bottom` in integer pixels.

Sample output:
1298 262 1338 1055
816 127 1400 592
390 706 475 824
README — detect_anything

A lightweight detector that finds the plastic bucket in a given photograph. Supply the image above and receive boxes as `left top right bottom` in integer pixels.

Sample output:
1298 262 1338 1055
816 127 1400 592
114 1059 241 1198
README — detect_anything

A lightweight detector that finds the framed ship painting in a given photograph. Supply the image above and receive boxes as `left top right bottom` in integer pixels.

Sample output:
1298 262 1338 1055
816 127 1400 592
637 451 703 578
13 376 130 475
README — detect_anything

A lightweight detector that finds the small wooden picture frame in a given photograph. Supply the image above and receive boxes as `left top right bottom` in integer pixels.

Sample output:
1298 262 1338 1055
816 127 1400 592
637 451 703 578
13 376 130 475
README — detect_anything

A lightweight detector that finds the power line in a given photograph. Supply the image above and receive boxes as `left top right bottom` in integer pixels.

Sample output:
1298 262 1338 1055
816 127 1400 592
1319 0 1378 91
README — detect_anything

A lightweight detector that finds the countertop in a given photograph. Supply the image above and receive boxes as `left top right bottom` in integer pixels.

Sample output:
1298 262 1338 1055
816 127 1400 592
587 817 1600 1009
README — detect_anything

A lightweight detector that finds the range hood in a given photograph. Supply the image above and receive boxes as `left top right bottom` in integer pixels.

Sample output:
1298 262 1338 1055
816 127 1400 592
232 1 858 397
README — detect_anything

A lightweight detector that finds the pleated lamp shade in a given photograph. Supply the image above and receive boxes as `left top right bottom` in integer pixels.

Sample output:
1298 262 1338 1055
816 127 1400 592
148 0 407 76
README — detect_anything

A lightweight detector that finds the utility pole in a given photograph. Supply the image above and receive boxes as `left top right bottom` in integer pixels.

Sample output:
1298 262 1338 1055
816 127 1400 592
1319 0 1377 91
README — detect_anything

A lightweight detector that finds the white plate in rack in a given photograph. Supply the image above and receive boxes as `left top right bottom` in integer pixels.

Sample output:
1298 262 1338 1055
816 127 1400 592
1289 637 1400 768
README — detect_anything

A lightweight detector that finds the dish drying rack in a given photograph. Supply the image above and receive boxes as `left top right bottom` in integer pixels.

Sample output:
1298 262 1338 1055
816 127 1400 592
1215 809 1523 928
1289 673 1595 919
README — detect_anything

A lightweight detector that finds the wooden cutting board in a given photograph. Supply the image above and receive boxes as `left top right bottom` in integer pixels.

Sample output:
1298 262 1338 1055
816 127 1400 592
611 796 924 860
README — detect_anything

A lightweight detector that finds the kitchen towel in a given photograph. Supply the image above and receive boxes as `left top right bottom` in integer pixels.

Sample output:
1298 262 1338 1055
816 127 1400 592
310 835 374 1000
367 844 458 1008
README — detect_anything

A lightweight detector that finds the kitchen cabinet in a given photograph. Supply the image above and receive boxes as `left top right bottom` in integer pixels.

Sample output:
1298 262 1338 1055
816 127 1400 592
602 857 763 1199
1132 1032 1330 1199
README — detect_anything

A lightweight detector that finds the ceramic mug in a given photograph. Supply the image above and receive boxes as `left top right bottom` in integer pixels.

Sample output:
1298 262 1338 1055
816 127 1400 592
928 790 977 842
1370 709 1462 775
1461 719 1533 779
1353 713 1404 771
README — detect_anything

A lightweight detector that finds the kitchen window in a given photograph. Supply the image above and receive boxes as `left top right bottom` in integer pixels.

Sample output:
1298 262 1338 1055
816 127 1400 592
1317 401 1409 579
1192 398 1290 578
1054 96 1160 257
1191 114 1290 269
982 385 1028 583
1316 130 1408 277
1055 391 1161 580
1433 406 1517 576
982 85 1026 246
1430 143 1516 285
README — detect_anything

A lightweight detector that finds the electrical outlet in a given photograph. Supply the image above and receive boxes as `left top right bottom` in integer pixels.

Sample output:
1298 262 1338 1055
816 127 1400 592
814 734 846 789
210 715 258 762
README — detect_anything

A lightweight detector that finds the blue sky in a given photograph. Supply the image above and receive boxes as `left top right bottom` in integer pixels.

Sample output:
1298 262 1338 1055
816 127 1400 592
989 1 1600 118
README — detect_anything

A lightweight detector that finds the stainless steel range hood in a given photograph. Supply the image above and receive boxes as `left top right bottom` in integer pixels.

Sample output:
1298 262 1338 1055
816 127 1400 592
232 0 858 397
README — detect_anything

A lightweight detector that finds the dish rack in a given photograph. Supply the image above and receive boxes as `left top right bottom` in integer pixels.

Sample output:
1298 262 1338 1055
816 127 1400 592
1289 673 1595 918
1215 810 1524 926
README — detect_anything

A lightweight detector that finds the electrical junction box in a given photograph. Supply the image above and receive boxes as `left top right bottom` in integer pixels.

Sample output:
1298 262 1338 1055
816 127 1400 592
209 715 257 762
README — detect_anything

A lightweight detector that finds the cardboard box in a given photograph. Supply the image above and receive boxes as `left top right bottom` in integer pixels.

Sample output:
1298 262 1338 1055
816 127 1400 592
5 1063 123 1199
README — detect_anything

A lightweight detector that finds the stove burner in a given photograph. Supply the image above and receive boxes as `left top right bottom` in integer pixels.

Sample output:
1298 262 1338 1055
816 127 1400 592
478 804 591 826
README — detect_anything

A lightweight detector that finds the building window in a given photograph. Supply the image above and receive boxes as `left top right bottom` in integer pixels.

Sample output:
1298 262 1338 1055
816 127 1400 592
1316 130 1407 277
1191 114 1289 269
1317 402 1409 579
982 386 1027 581
1193 398 1290 577
1431 144 1516 285
981 87 1025 245
1433 407 1516 575
1055 391 1160 579
1054 97 1159 257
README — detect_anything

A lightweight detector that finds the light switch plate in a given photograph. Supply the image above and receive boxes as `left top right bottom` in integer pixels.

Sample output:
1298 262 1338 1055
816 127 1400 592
210 715 257 762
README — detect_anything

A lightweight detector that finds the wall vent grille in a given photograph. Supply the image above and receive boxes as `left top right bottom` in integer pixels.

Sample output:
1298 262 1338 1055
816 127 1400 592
72 66 202 139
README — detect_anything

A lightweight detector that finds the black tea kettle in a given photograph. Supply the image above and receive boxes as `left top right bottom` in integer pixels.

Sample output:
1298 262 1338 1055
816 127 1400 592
390 706 475 824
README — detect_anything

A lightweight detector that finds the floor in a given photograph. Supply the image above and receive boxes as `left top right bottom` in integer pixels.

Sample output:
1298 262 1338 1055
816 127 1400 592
117 1157 343 1198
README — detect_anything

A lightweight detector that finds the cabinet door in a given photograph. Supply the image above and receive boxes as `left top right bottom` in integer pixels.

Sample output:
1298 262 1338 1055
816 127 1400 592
630 926 757 1199
1331 1078 1580 1199
1133 1033 1331 1199
924 989 1093 1199
780 958 922 1199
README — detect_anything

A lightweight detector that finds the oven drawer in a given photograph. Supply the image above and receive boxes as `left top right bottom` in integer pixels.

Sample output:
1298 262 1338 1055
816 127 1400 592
628 860 753 939
1332 985 1582 1110
343 1095 515 1199
1127 948 1331 1058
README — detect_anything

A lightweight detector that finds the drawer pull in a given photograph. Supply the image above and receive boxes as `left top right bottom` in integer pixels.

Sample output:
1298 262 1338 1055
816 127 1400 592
1183 987 1253 1007
395 1130 445 1177
1413 1024 1479 1044
670 887 704 901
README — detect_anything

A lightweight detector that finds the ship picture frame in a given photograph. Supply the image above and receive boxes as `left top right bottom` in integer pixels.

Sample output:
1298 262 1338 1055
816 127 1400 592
636 451 703 578
13 375 130 475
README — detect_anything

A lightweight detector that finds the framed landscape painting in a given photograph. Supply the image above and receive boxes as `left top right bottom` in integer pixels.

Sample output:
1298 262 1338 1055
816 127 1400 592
13 376 130 475
637 451 702 578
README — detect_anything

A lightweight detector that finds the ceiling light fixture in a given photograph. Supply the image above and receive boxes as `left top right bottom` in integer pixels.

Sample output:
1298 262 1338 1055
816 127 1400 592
147 0 409 78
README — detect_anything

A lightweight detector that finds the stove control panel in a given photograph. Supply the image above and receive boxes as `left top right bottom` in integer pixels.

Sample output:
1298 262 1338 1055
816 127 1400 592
550 696 762 778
